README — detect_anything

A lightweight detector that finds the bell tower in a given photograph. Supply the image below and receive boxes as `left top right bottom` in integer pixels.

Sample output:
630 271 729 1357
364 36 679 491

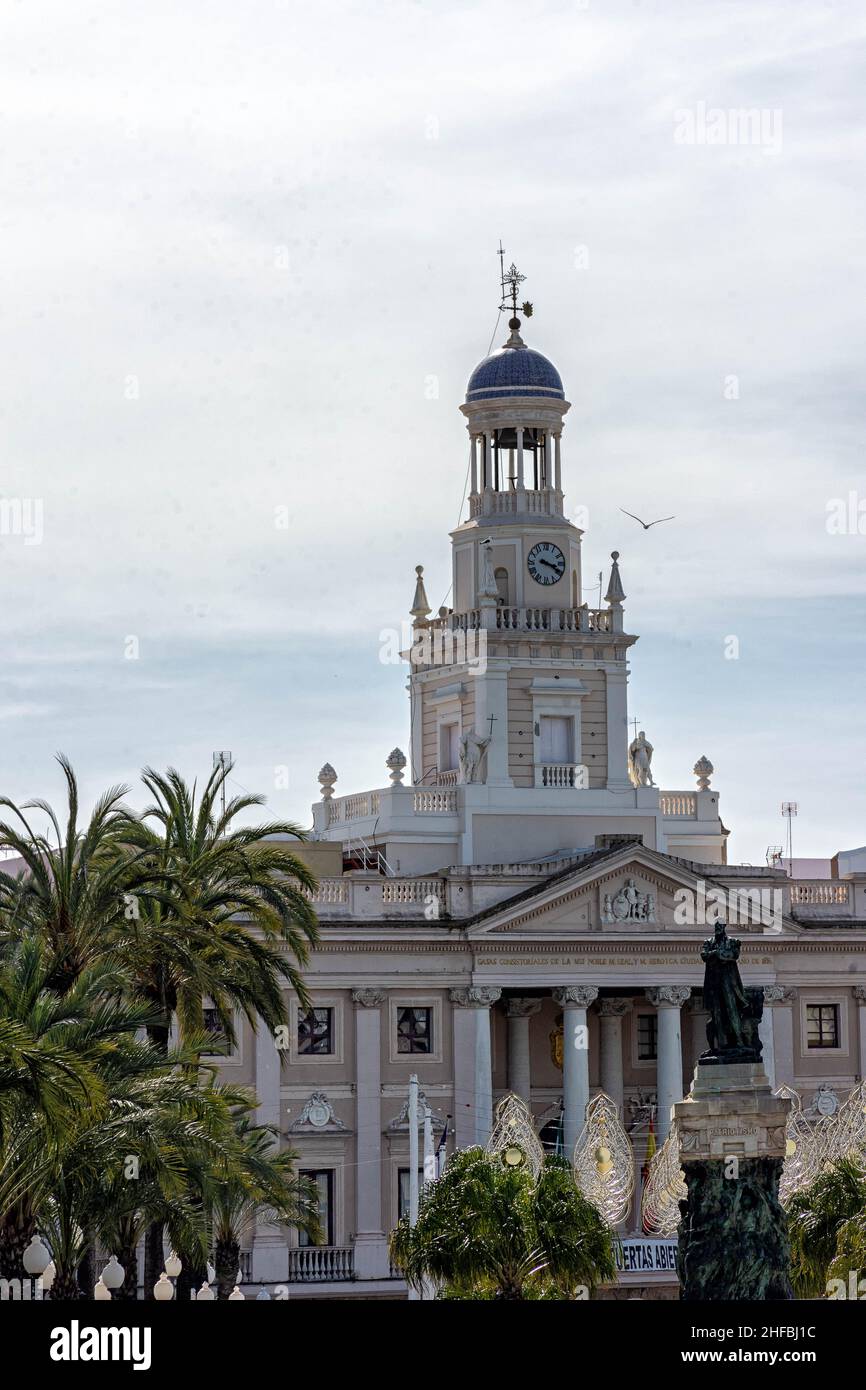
407 256 637 800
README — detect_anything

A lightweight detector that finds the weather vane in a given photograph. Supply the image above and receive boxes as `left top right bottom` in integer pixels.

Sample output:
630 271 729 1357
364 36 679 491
497 242 533 319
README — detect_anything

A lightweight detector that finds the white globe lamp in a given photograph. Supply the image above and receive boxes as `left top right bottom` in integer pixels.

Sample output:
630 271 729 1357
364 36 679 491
153 1272 174 1301
197 1281 215 1301
164 1250 182 1279
100 1255 124 1290
93 1278 112 1301
22 1235 51 1276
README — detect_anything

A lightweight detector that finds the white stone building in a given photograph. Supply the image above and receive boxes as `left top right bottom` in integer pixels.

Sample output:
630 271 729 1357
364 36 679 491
217 300 866 1298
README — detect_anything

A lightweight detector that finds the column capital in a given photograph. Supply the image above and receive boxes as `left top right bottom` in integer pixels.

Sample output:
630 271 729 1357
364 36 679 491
646 985 691 1009
450 986 502 1009
505 996 543 1018
598 997 632 1018
352 988 386 1008
553 985 598 1009
764 985 795 1006
853 986 866 1003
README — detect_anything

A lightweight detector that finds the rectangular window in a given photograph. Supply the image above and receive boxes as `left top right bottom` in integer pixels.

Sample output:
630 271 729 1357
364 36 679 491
298 1169 334 1247
806 1004 839 1049
297 1007 334 1055
637 1012 658 1061
440 723 459 773
539 714 573 765
398 1168 426 1222
397 1006 432 1054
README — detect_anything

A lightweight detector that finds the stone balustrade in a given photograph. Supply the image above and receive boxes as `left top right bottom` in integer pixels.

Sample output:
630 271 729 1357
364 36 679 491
288 1247 354 1283
442 605 611 634
469 486 561 518
659 791 698 817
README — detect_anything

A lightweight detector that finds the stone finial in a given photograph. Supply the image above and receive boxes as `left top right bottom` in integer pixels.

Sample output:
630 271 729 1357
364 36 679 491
410 564 431 623
694 756 714 791
317 763 337 801
386 747 407 785
604 551 626 606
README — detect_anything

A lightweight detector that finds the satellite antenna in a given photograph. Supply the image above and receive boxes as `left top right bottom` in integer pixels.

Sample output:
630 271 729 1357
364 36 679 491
781 802 798 875
766 845 783 868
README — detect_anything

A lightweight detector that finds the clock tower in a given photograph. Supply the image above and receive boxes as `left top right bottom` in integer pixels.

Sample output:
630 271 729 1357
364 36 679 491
407 259 637 811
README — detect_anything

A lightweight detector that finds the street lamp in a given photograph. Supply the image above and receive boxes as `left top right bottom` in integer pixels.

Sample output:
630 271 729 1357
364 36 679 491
22 1235 51 1277
42 1262 56 1294
196 1281 215 1301
93 1278 112 1301
100 1256 124 1291
153 1273 174 1301
164 1251 182 1279
228 1285 245 1301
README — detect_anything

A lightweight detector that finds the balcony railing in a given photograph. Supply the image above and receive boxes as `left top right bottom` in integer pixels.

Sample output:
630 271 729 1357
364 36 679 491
538 763 584 789
444 606 611 635
288 1247 354 1283
789 883 851 906
469 487 561 518
659 792 697 817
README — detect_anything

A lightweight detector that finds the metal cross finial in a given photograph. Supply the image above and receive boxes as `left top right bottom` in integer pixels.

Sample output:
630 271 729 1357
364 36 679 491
497 245 533 318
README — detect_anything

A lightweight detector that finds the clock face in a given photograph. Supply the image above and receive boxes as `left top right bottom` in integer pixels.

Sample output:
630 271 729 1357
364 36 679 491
527 541 566 586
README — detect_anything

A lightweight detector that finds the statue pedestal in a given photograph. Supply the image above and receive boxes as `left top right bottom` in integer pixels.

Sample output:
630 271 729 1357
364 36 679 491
673 1062 793 1301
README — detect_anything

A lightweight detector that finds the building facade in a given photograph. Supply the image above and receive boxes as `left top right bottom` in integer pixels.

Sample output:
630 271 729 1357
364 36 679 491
219 299 866 1298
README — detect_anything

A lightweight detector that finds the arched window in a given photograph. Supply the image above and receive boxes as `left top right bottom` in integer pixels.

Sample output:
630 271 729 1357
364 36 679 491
495 567 509 606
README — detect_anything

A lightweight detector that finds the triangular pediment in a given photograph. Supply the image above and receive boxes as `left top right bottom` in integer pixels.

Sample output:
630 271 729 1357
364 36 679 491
465 845 800 940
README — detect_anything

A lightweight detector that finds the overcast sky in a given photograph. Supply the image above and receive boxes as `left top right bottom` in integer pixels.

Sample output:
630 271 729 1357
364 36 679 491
1 0 864 865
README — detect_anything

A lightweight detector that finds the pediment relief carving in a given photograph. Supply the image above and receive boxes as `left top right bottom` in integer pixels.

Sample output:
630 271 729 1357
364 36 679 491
469 857 795 939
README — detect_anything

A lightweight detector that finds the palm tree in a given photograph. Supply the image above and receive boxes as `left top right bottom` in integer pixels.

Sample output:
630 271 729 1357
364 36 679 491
390 1148 617 1300
788 1157 866 1298
200 1114 320 1299
119 760 319 1055
0 756 157 997
116 759 319 1293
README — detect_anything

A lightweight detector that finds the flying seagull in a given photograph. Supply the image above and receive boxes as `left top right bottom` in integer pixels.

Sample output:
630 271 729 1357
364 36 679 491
619 508 676 530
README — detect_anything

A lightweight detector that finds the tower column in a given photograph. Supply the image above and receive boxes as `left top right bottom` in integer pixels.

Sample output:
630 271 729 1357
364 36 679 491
516 427 525 491
470 434 478 495
543 431 551 488
647 986 690 1142
553 985 598 1151
554 431 562 492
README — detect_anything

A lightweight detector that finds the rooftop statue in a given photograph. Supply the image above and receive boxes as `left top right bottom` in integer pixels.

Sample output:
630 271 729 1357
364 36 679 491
700 921 763 1065
627 729 654 787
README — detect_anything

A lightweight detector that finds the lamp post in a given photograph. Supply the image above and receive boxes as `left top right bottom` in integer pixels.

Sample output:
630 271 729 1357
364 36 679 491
93 1278 112 1301
22 1233 51 1301
153 1273 174 1301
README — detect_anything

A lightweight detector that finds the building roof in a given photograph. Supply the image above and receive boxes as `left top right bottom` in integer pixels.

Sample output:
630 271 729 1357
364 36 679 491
465 344 564 402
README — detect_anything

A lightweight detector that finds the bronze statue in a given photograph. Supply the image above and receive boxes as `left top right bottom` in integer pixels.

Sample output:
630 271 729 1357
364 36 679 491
700 921 763 1064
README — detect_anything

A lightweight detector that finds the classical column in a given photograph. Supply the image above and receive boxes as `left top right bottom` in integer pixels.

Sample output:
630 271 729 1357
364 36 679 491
767 986 795 1089
687 993 708 1072
597 998 631 1117
759 986 783 1089
855 987 866 1083
553 431 562 492
351 989 389 1279
646 987 690 1142
450 987 502 1145
552 986 598 1151
516 427 525 491
505 998 542 1104
470 435 478 495
252 1019 286 1281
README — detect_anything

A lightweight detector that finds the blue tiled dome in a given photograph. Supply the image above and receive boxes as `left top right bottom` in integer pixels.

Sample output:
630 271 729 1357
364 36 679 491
466 346 564 402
